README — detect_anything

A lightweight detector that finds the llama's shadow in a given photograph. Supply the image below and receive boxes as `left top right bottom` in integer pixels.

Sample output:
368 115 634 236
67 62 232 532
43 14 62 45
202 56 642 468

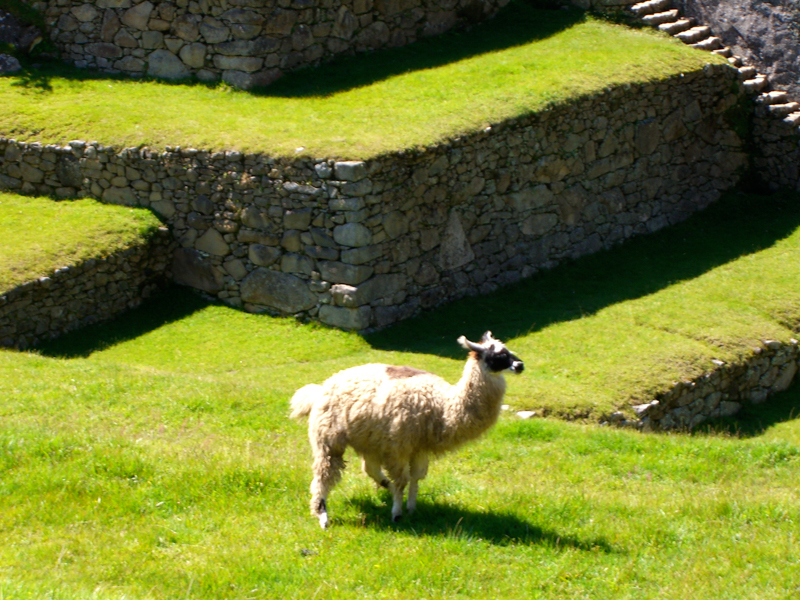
342 495 617 553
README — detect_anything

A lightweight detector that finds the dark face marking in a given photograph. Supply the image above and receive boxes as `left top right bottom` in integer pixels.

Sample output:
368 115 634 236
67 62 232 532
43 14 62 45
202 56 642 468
483 348 525 374
317 498 327 513
386 365 429 379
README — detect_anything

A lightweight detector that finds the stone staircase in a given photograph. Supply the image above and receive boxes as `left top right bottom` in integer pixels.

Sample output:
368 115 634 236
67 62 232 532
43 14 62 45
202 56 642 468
629 0 800 128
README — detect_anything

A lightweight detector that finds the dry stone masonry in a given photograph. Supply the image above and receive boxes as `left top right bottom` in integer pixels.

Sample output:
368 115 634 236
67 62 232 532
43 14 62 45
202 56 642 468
28 0 508 88
0 228 175 349
0 63 749 333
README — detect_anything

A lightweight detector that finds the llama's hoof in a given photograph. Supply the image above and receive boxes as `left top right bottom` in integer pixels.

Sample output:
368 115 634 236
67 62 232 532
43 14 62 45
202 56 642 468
392 514 402 523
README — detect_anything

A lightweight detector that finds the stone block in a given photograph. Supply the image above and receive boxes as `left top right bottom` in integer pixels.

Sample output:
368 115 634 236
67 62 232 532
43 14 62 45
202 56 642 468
318 261 374 285
334 161 367 181
172 248 224 293
334 223 372 248
241 268 317 313
319 305 371 330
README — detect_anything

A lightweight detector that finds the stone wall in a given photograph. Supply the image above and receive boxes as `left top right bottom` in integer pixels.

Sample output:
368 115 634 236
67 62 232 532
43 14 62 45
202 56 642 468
753 107 800 192
0 62 749 332
0 227 175 349
629 339 799 431
27 0 508 88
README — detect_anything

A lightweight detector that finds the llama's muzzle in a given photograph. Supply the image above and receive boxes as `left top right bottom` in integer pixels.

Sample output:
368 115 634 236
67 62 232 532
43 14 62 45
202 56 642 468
510 359 524 373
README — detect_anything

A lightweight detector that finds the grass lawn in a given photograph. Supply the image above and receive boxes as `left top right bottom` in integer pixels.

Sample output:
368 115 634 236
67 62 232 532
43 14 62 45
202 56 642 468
1 190 799 598
0 192 162 293
0 3 725 158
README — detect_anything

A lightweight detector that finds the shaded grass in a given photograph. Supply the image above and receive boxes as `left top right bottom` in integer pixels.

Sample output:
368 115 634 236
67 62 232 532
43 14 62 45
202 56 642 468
0 4 724 158
0 192 162 293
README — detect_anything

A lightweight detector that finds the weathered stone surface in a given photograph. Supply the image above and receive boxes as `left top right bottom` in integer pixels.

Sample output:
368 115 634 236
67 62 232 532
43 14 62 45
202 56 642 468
334 223 372 247
121 1 153 30
284 208 313 230
172 248 223 293
319 304 371 330
102 186 138 206
438 211 474 271
199 18 229 44
180 43 207 69
334 161 367 181
173 13 201 41
249 244 281 266
71 4 99 22
319 261 373 285
147 49 190 79
195 228 231 256
240 268 317 313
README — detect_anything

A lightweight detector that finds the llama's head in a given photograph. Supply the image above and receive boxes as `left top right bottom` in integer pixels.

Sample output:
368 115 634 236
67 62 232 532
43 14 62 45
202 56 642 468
457 331 524 374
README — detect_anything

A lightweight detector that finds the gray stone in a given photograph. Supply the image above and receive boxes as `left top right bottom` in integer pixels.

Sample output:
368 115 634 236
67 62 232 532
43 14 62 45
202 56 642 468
281 230 302 252
151 199 175 219
242 206 269 229
508 184 554 211
522 213 559 237
200 18 230 44
249 244 281 266
438 211 474 271
220 9 265 26
281 253 314 275
192 195 215 215
332 6 358 40
173 13 201 42
55 155 82 188
319 305 371 330
342 179 373 196
717 401 742 418
224 258 248 280
383 211 409 239
635 119 660 155
318 261 374 285
147 49 190 80
141 31 165 50
334 223 372 247
241 268 317 313
179 43 206 68
334 161 367 181
102 186 138 206
214 55 263 73
85 43 123 59
284 208 313 230
71 4 99 22
773 361 798 392
20 163 44 183
172 248 223 293
195 228 231 256
121 1 153 30
215 38 279 56
331 284 358 307
341 244 382 265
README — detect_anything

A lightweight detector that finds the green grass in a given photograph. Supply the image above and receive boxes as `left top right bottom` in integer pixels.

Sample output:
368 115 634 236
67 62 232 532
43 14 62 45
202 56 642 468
0 192 162 293
0 4 725 158
1 190 800 597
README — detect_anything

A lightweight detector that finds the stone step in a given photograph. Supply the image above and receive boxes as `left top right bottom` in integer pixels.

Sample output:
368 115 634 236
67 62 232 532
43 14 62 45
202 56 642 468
768 102 800 118
782 111 800 126
756 90 790 105
642 9 679 26
742 76 768 94
712 47 733 58
631 0 672 17
691 36 722 51
727 55 744 67
675 25 711 44
738 65 757 80
658 19 694 35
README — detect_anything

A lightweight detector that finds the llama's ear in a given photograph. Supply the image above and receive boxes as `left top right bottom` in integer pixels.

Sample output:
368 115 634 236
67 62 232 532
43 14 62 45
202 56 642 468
458 335 483 352
480 331 494 344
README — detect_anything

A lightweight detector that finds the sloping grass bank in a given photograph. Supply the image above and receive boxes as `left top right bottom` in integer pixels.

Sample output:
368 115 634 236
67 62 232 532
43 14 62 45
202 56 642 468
0 4 724 158
0 192 161 293
1 191 799 597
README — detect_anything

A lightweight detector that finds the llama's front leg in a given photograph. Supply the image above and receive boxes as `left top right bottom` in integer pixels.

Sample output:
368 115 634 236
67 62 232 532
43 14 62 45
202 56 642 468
407 453 429 514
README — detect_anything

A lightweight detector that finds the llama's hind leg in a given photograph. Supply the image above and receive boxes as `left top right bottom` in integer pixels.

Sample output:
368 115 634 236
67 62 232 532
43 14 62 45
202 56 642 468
361 454 390 489
385 461 410 523
310 449 345 529
407 453 429 514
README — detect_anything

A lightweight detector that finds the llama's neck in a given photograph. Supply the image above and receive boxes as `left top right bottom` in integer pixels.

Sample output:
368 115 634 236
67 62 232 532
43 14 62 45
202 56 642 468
439 354 507 450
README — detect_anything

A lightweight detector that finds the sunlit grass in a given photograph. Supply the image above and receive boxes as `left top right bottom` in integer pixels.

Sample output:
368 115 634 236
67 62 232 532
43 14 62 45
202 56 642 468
0 5 723 158
0 192 161 292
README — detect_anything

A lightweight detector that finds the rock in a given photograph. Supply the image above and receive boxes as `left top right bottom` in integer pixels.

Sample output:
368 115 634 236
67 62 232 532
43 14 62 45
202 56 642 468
147 49 190 80
438 211 474 271
195 228 231 256
172 13 201 41
516 410 536 419
334 223 372 247
334 161 367 181
172 248 224 293
318 261 373 285
102 186 138 206
179 43 207 69
121 1 154 30
249 244 281 266
319 304 371 330
773 361 797 392
223 258 248 280
284 208 313 230
240 268 317 313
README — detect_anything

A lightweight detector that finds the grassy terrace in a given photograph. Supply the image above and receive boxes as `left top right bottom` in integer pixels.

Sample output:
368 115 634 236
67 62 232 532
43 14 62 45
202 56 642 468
0 193 161 293
1 190 799 598
0 3 725 159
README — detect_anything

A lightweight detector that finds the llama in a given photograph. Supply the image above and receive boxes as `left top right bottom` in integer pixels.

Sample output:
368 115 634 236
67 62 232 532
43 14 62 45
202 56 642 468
290 331 524 528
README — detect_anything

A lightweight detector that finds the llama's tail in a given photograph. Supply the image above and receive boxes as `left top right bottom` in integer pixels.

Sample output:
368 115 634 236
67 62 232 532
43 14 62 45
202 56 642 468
290 384 323 419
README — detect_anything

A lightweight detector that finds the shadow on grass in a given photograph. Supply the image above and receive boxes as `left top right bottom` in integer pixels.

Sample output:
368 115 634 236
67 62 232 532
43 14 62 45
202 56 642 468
6 2 584 97
366 189 800 359
36 284 211 359
697 380 800 438
343 495 617 552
